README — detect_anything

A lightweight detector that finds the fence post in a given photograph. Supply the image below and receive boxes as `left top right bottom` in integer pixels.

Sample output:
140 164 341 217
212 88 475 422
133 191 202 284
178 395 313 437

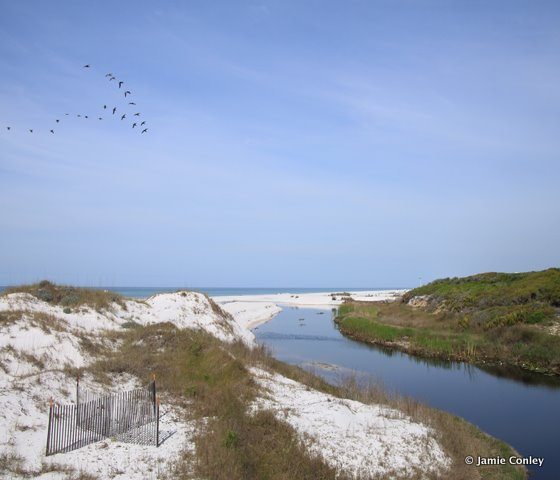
76 374 80 428
103 395 111 437
156 398 160 447
46 398 53 456
151 373 156 414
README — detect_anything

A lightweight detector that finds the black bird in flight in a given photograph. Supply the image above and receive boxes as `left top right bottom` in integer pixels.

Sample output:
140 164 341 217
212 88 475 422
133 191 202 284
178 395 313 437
77 114 81 117
50 130 55 134
132 123 137 128
85 115 89 119
134 112 140 116
6 126 11 130
141 128 148 134
105 73 113 77
83 64 90 68
109 76 116 81
124 90 131 97
121 114 126 120
140 121 146 126
65 113 69 116
112 107 117 115
128 102 136 105
29 129 33 133
98 117 103 120
56 119 60 123
119 81 124 88
103 105 107 109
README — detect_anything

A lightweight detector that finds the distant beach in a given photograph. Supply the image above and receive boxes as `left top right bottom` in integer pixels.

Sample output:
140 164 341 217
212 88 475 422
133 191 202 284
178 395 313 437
0 285 405 299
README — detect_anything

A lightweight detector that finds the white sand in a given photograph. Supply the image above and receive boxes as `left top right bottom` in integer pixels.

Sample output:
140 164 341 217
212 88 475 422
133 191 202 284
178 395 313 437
251 367 450 478
0 291 255 346
218 301 282 329
214 289 407 328
46 394 195 480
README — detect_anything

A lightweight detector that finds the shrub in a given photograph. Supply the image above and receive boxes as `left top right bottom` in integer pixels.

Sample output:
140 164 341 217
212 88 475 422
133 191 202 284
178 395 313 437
224 430 239 449
36 289 54 303
121 321 140 329
61 294 80 306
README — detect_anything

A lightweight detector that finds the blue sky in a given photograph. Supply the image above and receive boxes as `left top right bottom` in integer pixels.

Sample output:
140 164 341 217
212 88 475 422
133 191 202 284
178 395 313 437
1 0 559 287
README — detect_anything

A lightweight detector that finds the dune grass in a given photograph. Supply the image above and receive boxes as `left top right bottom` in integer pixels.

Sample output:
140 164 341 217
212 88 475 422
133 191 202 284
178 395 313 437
3 280 127 311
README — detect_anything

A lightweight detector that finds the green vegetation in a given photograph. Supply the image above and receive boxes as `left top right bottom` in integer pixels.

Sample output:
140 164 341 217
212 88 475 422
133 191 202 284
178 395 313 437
336 268 560 375
404 268 560 328
3 280 126 311
83 322 524 479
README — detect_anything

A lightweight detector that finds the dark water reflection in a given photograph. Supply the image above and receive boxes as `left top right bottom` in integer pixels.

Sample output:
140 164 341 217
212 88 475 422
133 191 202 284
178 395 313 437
255 306 560 479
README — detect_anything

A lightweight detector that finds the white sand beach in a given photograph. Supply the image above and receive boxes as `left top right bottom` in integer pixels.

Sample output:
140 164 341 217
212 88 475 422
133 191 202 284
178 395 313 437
214 289 407 328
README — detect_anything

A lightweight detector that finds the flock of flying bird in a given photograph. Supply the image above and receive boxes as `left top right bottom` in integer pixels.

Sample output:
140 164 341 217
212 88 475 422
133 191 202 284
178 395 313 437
4 64 149 136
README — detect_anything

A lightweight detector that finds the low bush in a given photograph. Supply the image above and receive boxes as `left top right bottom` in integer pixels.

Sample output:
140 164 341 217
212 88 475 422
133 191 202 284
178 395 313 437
3 281 126 311
403 268 560 321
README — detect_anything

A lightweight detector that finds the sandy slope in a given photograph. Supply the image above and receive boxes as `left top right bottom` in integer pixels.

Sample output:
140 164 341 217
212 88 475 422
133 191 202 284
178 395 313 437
0 291 255 345
251 368 449 478
218 301 282 329
0 291 248 479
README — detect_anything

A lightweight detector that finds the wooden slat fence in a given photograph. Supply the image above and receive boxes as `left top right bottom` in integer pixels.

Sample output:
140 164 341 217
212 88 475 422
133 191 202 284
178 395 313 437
46 378 159 456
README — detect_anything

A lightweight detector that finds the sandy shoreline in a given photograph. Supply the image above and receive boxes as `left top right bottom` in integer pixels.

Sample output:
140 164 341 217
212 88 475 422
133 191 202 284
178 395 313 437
214 289 407 329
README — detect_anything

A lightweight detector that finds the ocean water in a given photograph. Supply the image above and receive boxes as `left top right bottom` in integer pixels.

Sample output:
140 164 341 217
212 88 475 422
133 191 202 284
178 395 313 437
114 286 395 298
0 286 396 298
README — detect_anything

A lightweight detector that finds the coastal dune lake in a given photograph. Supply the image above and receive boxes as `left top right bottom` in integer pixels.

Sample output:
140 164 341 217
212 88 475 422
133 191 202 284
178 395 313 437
255 307 560 480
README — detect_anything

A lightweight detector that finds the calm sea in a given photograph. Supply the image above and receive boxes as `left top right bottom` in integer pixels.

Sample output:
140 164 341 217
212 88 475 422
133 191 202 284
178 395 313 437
0 286 397 299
